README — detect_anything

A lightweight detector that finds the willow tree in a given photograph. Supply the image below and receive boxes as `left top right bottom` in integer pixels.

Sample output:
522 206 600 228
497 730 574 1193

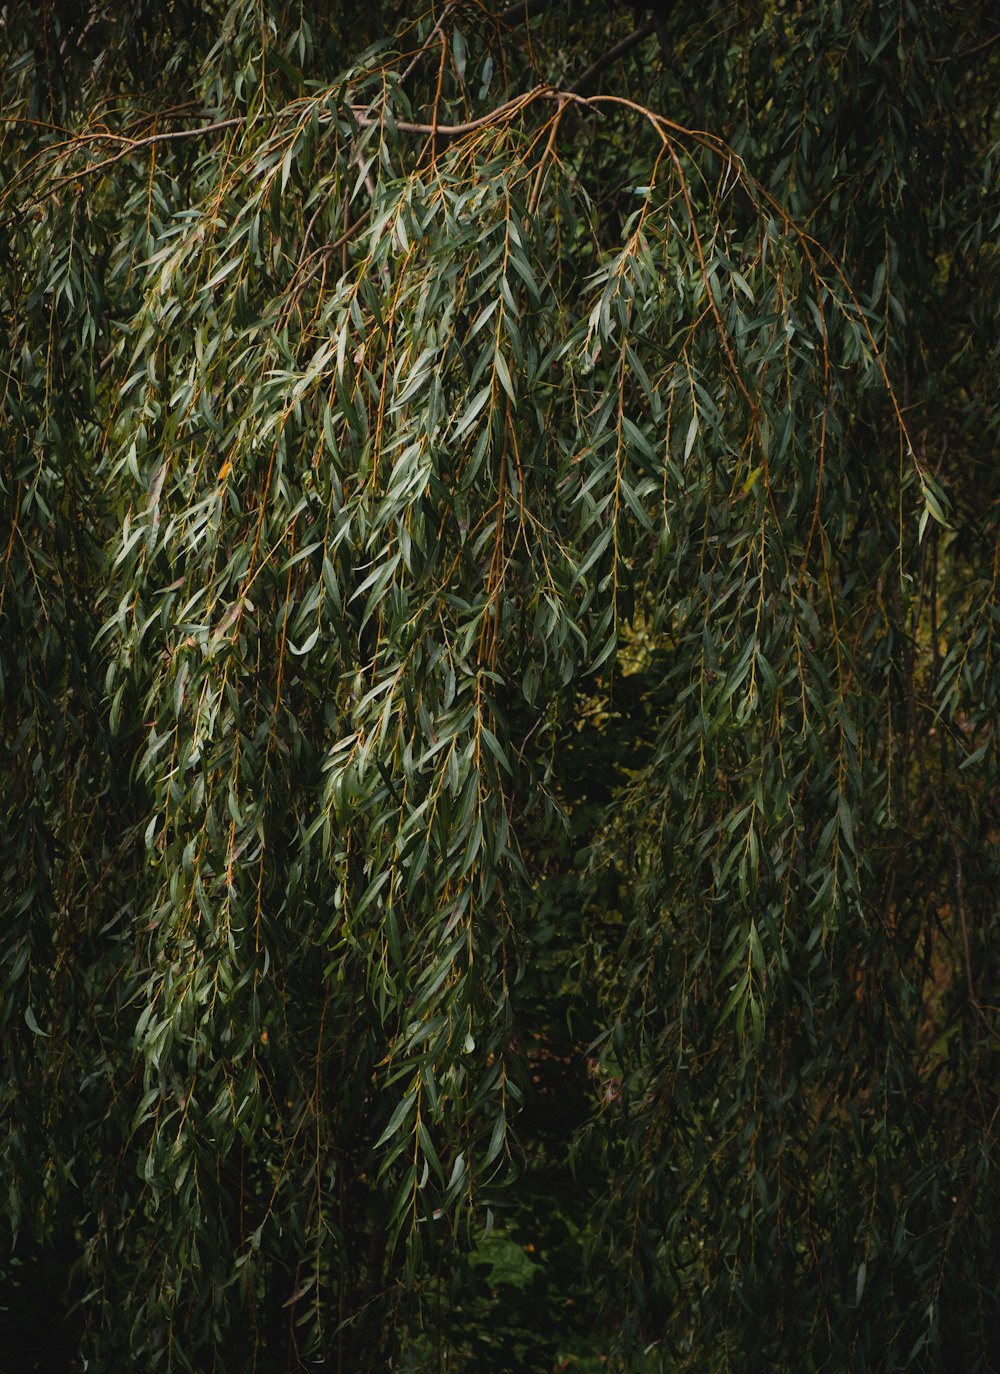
2 1 998 1370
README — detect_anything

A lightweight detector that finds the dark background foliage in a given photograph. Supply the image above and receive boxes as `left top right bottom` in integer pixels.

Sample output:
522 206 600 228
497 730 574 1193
2 1 998 1369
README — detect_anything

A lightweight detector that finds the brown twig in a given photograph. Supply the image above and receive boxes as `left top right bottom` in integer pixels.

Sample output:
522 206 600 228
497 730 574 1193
400 1 461 84
48 117 245 183
527 97 567 213
347 85 550 138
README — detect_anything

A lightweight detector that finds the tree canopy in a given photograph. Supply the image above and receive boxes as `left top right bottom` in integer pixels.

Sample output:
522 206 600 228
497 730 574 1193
2 2 998 1370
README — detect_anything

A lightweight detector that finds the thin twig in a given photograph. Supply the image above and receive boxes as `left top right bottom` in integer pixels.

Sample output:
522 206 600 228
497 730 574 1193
527 98 567 214
400 1 460 84
51 116 245 181
347 85 549 137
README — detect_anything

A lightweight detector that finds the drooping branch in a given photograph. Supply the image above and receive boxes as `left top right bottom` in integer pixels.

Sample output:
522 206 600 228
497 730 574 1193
494 0 550 26
570 20 657 93
347 84 555 136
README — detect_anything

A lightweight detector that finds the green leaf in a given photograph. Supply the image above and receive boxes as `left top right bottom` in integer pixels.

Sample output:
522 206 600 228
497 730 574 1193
375 1092 418 1150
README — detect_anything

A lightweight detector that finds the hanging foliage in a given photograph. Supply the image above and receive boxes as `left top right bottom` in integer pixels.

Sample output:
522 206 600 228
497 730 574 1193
2 2 998 1370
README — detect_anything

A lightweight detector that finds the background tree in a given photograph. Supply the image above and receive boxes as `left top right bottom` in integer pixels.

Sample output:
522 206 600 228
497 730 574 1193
2 2 998 1370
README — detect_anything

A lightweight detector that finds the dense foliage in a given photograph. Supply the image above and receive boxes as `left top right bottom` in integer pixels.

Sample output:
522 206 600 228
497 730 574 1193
2 1 998 1369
